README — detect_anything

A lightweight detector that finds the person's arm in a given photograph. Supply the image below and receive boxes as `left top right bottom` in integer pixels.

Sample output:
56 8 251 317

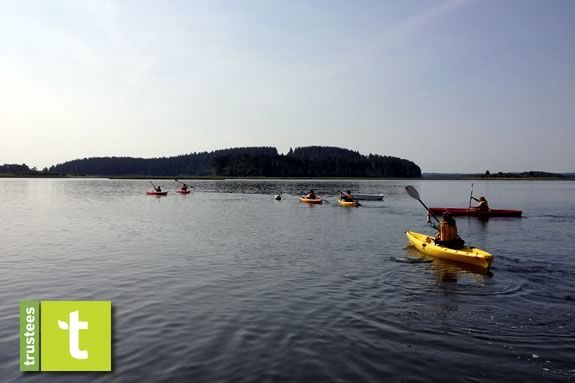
471 197 479 202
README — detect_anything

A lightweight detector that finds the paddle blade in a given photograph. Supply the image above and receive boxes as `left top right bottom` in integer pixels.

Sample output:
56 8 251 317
405 186 420 200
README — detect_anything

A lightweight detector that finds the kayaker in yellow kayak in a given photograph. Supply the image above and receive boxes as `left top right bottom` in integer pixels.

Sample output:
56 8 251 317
471 196 489 211
339 190 354 202
431 212 465 249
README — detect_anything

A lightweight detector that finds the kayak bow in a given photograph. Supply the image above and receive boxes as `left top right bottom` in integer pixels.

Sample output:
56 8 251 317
338 198 360 207
405 230 493 270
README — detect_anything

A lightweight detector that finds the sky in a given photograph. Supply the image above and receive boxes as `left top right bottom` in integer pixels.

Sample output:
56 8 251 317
1 0 574 173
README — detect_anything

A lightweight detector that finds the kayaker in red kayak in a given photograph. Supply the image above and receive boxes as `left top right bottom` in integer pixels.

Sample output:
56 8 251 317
432 212 465 249
471 196 489 211
155 185 162 192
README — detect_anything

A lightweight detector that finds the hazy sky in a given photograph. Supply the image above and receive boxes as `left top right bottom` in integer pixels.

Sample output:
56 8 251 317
1 0 574 172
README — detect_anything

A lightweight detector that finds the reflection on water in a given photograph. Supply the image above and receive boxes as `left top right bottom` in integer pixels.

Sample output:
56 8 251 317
0 179 574 382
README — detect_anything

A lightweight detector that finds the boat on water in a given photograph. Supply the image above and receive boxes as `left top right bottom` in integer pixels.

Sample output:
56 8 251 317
429 207 522 218
338 198 360 207
352 193 383 201
146 191 168 196
299 197 323 204
405 230 493 270
176 188 191 194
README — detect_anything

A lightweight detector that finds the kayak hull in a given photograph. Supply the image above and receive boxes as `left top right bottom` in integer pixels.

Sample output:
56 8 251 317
429 207 522 217
353 193 383 201
405 230 493 270
176 189 191 194
146 191 168 196
338 199 360 207
299 197 323 204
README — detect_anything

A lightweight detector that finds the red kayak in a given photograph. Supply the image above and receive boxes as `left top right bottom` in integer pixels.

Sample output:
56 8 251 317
176 188 191 194
429 207 522 217
146 191 168 196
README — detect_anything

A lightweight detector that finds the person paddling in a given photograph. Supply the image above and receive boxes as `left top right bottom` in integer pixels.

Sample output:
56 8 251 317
181 183 189 191
305 189 317 199
339 190 354 202
155 185 162 192
431 212 465 249
471 196 489 211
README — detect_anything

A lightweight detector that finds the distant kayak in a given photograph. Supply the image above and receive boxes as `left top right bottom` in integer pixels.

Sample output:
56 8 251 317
176 189 191 194
405 230 493 270
429 207 522 217
299 197 323 204
146 191 168 196
338 198 360 207
353 193 383 201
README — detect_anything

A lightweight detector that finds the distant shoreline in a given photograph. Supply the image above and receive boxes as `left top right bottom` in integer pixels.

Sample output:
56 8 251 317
1 174 573 181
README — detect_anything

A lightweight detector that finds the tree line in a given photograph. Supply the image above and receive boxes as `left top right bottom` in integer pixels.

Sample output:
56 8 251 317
212 146 421 177
0 164 54 175
12 146 422 177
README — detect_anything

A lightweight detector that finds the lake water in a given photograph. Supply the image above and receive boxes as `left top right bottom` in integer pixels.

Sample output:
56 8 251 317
1 178 574 382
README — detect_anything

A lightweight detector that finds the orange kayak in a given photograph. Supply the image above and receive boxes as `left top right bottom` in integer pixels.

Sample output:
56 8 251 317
299 197 323 204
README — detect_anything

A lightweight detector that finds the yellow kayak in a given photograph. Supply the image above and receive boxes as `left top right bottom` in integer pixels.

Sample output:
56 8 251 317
405 230 493 270
338 198 360 207
299 197 323 204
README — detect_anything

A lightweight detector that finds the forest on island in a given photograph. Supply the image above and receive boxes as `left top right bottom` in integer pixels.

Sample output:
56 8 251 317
2 146 422 178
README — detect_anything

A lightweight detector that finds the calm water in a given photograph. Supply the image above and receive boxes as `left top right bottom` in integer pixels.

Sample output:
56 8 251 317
1 179 574 382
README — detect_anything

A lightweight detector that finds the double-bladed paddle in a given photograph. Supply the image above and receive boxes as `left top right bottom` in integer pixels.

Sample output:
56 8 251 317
405 185 440 223
175 179 193 187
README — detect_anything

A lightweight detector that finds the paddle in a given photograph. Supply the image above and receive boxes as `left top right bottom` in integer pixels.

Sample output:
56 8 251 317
149 179 159 191
405 185 440 224
468 183 474 209
175 179 193 188
174 179 193 188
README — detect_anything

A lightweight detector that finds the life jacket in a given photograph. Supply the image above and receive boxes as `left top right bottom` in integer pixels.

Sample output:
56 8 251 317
439 221 458 241
347 193 354 200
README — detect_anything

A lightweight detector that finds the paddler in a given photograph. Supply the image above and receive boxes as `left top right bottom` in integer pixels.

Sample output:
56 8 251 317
432 212 465 249
339 190 354 202
155 185 162 192
471 196 489 211
305 189 317 199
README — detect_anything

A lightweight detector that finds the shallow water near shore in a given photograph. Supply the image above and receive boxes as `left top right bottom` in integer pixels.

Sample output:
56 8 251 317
1 178 574 382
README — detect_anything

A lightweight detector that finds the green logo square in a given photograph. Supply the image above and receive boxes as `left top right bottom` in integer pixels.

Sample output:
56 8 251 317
40 301 111 371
